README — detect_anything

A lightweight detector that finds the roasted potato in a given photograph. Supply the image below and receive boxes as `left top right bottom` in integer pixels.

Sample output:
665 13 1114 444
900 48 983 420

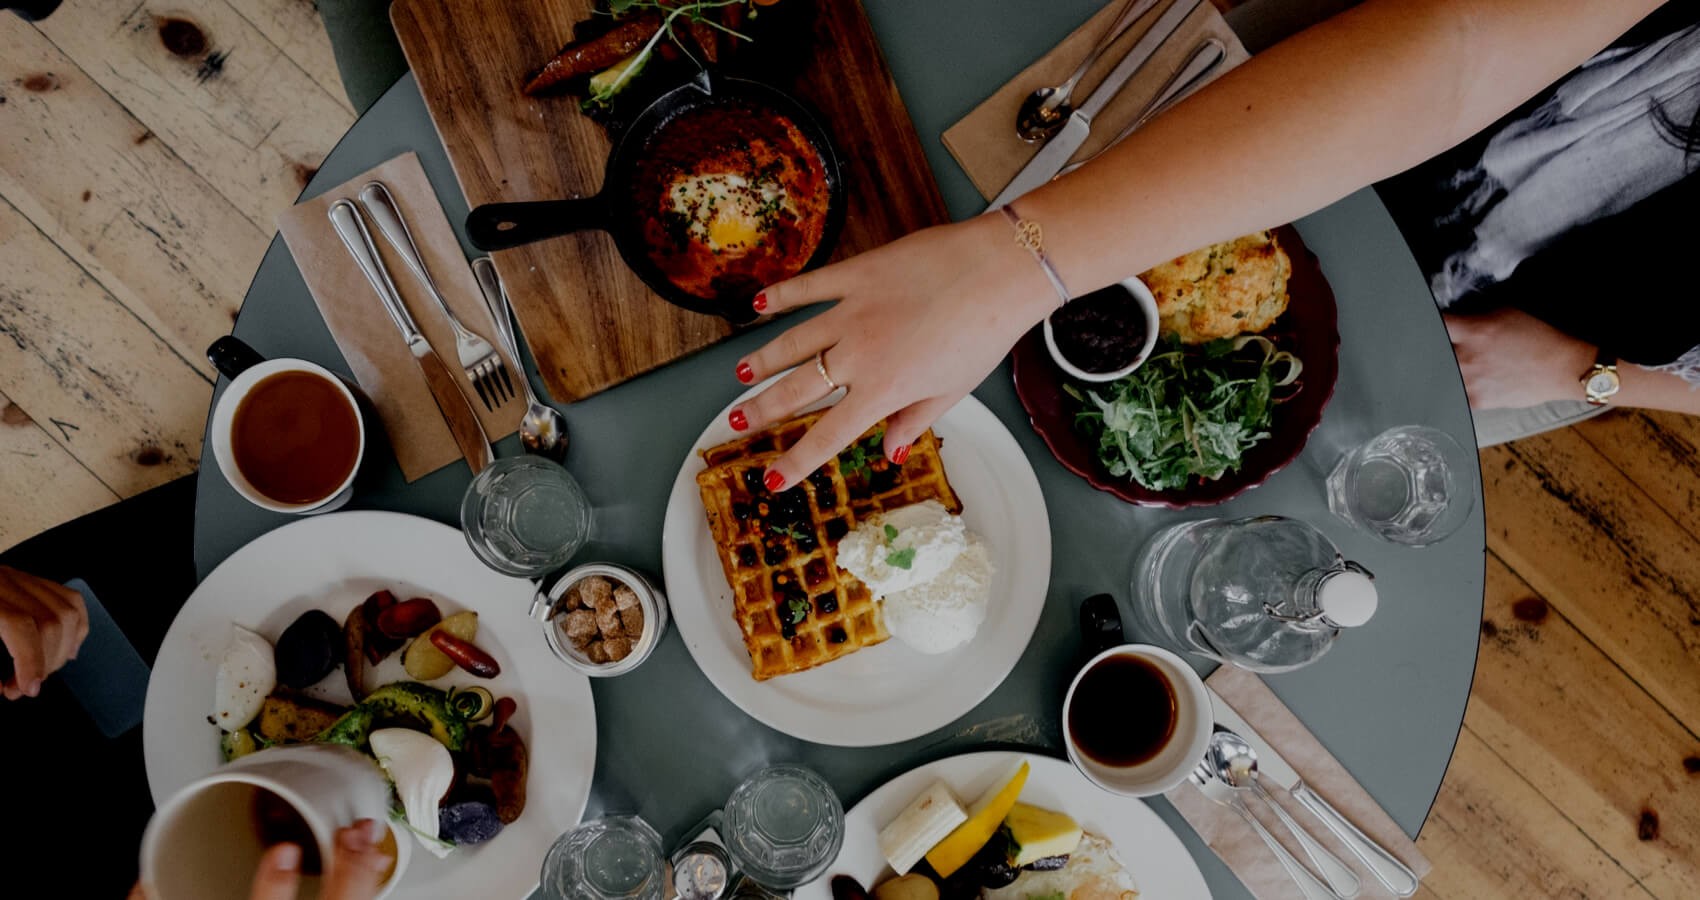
875 875 940 900
403 611 478 681
254 692 348 744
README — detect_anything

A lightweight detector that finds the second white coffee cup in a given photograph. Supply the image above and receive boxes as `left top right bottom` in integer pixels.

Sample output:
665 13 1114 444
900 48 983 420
1062 643 1212 797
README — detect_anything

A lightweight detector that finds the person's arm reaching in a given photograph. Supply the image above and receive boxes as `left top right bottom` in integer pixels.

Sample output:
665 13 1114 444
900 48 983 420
732 0 1666 487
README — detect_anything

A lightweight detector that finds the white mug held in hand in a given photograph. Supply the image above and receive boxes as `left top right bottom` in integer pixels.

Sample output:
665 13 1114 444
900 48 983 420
207 336 366 515
139 744 408 900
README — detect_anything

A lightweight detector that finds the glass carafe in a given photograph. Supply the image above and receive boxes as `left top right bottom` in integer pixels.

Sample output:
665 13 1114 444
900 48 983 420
1131 516 1377 673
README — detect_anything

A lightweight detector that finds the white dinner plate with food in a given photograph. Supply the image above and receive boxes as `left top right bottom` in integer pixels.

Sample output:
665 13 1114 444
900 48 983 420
661 381 1051 746
795 751 1209 900
143 511 596 899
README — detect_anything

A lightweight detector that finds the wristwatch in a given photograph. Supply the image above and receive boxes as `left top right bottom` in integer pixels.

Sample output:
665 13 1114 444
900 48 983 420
1581 350 1620 407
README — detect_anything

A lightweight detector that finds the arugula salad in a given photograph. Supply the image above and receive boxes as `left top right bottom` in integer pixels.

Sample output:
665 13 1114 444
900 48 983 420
1066 335 1302 492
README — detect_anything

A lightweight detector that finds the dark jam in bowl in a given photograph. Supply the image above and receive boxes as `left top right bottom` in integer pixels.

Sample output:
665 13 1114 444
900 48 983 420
1050 284 1148 374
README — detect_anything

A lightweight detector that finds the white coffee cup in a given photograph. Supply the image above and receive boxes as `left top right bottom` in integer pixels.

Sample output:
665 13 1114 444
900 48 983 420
207 337 365 515
140 744 408 900
1062 643 1212 797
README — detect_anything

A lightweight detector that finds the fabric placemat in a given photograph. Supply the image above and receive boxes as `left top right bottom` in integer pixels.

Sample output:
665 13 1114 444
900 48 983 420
276 152 518 481
1166 665 1433 899
943 0 1249 201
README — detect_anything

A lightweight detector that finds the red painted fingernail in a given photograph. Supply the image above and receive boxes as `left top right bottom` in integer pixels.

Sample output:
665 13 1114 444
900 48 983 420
753 292 768 313
891 445 911 465
736 361 755 384
764 470 786 492
729 409 748 432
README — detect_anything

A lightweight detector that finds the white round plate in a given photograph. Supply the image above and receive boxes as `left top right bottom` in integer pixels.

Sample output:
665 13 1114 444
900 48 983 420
795 751 1210 900
661 381 1051 746
143 511 597 899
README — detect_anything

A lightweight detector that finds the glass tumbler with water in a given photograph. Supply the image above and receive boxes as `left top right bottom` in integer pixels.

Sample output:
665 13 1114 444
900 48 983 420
461 456 592 577
722 765 845 890
541 815 667 900
1326 424 1474 546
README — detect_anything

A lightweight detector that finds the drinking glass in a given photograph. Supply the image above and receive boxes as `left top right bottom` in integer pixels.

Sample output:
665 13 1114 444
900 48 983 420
721 765 844 890
461 456 592 576
1326 425 1475 546
540 815 667 900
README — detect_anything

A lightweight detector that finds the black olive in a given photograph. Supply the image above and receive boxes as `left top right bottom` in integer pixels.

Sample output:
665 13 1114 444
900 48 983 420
274 610 342 688
964 831 1019 889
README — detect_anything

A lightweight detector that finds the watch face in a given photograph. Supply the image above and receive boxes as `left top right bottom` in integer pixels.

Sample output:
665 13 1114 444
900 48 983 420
1587 371 1620 396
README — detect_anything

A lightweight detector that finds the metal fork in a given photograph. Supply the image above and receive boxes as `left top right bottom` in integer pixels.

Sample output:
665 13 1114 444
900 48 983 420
357 180 514 410
1191 761 1343 900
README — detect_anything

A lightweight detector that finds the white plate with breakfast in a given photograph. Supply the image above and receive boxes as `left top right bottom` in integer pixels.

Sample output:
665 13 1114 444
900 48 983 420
660 380 1051 746
795 751 1208 900
142 511 597 900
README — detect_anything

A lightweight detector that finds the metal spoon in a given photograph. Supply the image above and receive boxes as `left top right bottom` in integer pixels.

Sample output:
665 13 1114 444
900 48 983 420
1016 0 1159 142
1057 38 1226 177
1211 731 1363 899
471 258 569 463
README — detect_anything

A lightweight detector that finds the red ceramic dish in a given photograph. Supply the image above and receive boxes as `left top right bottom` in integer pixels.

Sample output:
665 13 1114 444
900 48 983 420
1011 225 1340 509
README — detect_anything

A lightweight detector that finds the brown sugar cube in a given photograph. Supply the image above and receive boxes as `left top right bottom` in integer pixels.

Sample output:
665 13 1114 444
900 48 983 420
619 605 646 636
613 585 640 610
585 641 610 664
603 636 633 662
562 609 599 648
594 595 624 637
578 576 613 610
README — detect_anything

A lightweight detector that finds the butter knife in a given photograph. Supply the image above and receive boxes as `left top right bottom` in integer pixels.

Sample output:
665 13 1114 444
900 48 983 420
990 0 1206 208
1209 689 1420 896
328 199 494 475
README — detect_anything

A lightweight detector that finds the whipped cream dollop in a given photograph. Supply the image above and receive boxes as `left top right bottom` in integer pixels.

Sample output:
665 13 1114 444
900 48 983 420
835 500 994 654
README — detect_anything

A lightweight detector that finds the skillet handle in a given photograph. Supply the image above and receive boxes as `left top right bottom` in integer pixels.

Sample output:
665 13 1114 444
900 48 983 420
465 197 607 252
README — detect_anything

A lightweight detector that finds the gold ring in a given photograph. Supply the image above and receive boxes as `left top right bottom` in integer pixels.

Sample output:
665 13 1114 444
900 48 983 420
815 351 839 391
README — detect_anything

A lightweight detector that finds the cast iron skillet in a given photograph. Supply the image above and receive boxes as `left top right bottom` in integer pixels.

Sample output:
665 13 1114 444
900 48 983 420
465 71 845 324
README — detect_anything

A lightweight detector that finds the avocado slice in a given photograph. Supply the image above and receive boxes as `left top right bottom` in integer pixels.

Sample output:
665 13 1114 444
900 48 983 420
314 682 469 751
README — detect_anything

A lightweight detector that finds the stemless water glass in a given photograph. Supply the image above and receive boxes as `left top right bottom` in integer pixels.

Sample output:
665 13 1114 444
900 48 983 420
541 815 667 900
722 765 845 890
1326 424 1475 546
460 456 592 576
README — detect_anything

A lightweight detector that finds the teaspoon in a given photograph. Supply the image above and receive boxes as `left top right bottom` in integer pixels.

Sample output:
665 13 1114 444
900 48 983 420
1016 0 1159 142
1211 730 1363 899
471 258 570 463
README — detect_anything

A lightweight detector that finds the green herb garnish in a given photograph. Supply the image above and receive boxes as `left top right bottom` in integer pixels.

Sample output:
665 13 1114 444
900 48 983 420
837 428 886 480
585 0 755 110
784 597 811 625
1065 335 1301 491
769 523 808 541
886 547 917 570
883 524 899 542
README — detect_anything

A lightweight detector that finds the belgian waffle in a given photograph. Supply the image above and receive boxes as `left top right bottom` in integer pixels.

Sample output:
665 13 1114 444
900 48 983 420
696 412 962 680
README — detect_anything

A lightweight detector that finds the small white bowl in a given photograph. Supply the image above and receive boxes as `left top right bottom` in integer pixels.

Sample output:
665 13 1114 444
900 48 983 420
533 563 669 677
1043 276 1161 382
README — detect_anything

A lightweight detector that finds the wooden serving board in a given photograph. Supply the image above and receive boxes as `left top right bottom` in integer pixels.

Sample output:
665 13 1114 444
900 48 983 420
391 0 950 403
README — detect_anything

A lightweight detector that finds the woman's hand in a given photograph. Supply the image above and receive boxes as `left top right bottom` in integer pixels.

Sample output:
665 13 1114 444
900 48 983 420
0 566 89 700
1444 307 1596 409
728 214 1056 488
126 820 393 900
246 820 392 900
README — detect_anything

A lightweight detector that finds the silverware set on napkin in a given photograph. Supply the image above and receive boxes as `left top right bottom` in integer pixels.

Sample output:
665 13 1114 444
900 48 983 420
327 181 570 473
1193 690 1420 898
993 0 1228 208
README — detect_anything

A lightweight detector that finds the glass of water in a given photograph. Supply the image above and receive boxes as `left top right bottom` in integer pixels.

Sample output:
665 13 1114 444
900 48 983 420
722 765 844 890
540 815 667 900
1326 424 1475 546
461 456 592 577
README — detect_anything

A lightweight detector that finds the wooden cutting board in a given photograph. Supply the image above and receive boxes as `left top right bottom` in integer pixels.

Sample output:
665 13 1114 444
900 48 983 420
391 0 950 403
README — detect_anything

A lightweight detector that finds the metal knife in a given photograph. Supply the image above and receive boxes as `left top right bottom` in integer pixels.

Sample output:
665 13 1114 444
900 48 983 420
1209 688 1421 897
328 199 494 475
990 0 1206 209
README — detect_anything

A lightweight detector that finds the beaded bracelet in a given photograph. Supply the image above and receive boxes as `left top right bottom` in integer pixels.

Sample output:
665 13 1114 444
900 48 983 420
1000 203 1071 307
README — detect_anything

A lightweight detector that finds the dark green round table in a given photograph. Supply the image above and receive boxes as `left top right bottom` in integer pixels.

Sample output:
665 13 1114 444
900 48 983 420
192 2 1484 896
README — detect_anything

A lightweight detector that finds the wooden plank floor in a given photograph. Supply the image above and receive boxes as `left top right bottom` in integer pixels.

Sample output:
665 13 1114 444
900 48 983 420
1 4 1695 897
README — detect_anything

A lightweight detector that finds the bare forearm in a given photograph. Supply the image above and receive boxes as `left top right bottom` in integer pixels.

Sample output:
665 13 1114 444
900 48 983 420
1619 364 1700 416
1020 0 1663 294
